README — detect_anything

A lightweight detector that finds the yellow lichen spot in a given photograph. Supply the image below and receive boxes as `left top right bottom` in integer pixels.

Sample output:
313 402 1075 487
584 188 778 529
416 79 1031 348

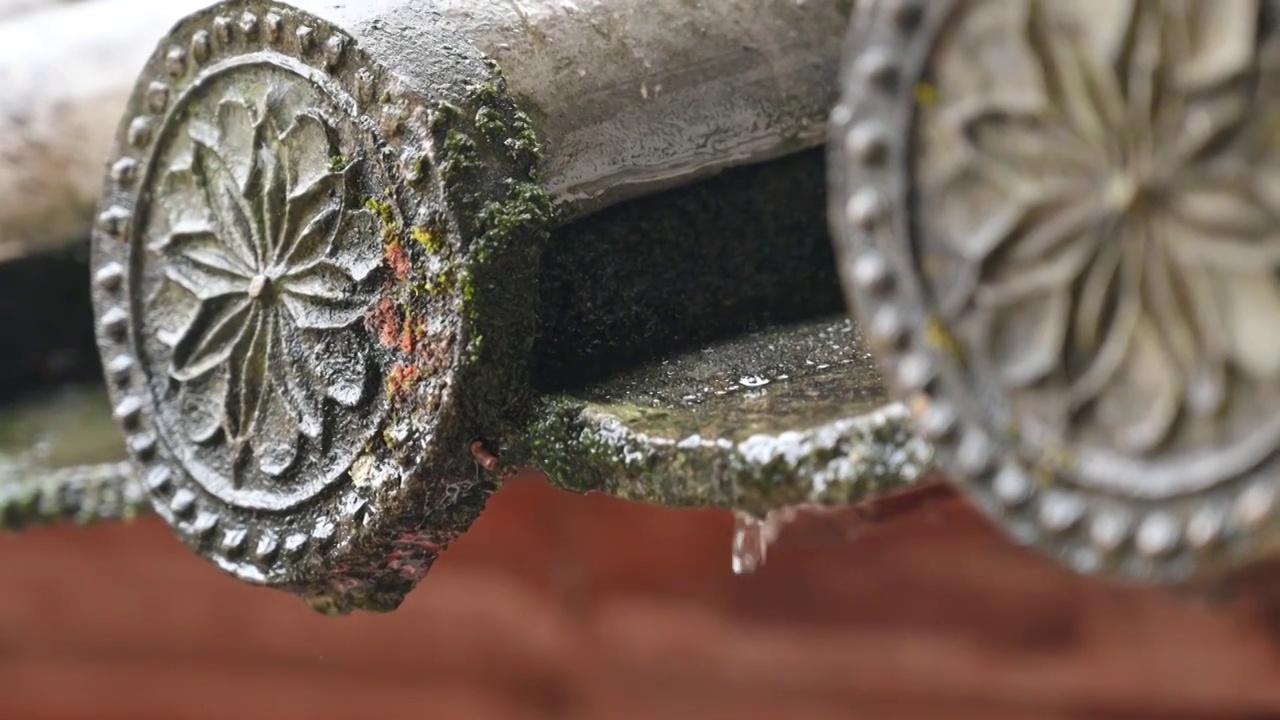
1259 109 1280 153
1032 464 1057 488
411 226 443 255
999 420 1022 445
434 268 457 294
924 315 963 360
914 83 938 107
1039 444 1077 476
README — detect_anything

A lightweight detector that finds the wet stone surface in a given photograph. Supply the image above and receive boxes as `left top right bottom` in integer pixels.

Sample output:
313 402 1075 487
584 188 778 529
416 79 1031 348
520 316 934 515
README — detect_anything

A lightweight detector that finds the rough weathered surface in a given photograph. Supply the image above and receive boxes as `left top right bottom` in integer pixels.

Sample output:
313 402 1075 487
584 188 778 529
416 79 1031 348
2 0 850 263
90 0 555 614
427 0 850 216
519 316 932 515
830 0 1280 588
86 0 857 612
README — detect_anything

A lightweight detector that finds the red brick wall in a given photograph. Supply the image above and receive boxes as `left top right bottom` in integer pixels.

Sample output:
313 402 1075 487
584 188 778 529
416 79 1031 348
1 472 1279 719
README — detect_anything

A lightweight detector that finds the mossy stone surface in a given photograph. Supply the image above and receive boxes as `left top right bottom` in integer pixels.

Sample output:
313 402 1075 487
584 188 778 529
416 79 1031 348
516 317 934 516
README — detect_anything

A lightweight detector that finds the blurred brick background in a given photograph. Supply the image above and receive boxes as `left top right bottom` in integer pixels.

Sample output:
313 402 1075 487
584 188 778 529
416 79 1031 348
2 470 1280 719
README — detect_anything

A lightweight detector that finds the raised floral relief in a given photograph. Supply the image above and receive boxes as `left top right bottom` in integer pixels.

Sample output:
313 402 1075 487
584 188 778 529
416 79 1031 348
924 0 1277 455
152 94 378 482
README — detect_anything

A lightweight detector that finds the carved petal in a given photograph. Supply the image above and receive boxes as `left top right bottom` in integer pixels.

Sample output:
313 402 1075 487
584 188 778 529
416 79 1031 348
1024 0 1118 149
985 287 1070 388
281 293 373 332
194 99 258 190
1068 236 1142 409
150 279 201 349
1174 259 1229 416
1174 243 1232 350
1220 274 1280 379
164 252 251 302
960 106 1097 179
280 261 371 330
176 364 229 445
170 297 252 383
163 222 255 302
275 164 345 270
315 332 370 408
1175 0 1259 92
277 203 339 272
1174 172 1280 242
1095 318 1182 454
1007 198 1105 263
282 259 351 300
254 377 301 478
166 221 256 278
330 209 385 283
156 168 214 242
282 112 338 200
1170 92 1250 167
976 226 1099 306
270 311 323 440
1071 232 1122 354
953 192 1057 263
254 121 290 263
224 306 269 441
1111 0 1167 144
192 140 264 270
1143 230 1200 377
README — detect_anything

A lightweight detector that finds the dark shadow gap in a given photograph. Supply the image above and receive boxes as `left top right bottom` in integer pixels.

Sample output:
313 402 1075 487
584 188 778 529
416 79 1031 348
531 147 844 393
0 242 101 404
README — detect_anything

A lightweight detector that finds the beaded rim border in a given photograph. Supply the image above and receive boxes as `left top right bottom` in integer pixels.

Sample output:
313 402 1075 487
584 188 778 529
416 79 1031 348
89 4 442 585
828 0 1280 586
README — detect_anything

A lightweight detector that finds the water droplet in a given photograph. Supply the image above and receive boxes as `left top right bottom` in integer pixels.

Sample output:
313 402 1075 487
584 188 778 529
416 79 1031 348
731 508 800 575
731 511 768 575
738 375 770 388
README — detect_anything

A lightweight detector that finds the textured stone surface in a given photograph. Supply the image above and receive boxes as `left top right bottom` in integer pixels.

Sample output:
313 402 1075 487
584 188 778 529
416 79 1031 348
84 0 858 612
830 0 1280 588
521 316 932 515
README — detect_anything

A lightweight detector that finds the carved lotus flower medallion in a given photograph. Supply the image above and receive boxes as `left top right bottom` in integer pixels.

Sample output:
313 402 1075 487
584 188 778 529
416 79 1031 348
143 86 385 501
912 0 1280 480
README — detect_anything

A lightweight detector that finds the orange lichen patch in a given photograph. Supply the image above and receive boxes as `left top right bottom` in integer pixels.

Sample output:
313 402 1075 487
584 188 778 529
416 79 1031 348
384 238 412 281
397 316 428 356
367 298 402 350
386 362 422 399
416 332 455 375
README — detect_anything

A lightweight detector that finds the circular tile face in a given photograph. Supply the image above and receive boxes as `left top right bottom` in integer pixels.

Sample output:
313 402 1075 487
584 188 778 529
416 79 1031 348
830 0 1280 583
86 4 518 611
137 59 389 511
